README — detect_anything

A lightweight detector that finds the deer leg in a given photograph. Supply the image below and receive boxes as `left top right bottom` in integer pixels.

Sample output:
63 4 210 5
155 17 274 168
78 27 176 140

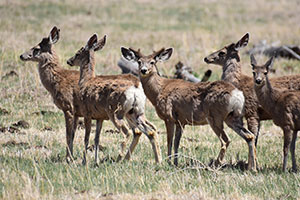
207 117 230 166
82 117 92 165
64 111 74 162
283 128 292 172
165 120 175 164
109 114 131 162
174 124 183 166
247 117 260 147
290 131 298 172
226 115 256 171
94 119 103 165
124 128 142 161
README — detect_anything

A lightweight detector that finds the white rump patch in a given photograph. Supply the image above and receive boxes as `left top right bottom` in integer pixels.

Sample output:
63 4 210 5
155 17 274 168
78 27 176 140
228 88 245 116
124 83 146 115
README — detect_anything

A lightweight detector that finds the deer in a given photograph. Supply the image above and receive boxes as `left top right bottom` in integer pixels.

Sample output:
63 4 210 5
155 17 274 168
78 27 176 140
20 26 83 162
251 55 299 172
121 47 257 170
204 33 300 148
67 34 161 165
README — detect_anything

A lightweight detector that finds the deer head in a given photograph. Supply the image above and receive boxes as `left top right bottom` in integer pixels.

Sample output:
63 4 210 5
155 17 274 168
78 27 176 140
251 54 274 86
121 47 173 77
67 34 106 67
204 33 249 66
20 26 60 63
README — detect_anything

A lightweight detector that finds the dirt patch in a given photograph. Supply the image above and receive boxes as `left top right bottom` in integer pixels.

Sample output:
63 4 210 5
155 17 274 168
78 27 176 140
12 120 30 129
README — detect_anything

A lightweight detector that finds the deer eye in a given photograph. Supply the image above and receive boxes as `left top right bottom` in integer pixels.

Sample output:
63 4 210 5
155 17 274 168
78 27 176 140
137 60 142 65
218 52 226 57
150 60 155 65
33 48 40 56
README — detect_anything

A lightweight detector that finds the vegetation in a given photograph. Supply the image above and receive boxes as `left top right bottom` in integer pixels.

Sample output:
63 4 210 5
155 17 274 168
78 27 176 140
0 0 299 199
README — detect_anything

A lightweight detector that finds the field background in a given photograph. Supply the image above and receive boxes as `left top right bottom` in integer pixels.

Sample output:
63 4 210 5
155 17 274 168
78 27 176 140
0 0 300 199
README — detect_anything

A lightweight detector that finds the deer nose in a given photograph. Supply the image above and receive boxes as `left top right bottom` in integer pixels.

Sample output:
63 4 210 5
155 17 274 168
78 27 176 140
67 60 73 66
204 57 209 63
141 68 147 75
20 54 24 60
255 79 262 85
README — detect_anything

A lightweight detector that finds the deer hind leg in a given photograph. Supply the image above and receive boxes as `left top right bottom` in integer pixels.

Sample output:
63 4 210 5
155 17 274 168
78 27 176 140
64 111 74 162
82 117 92 165
207 117 230 167
125 113 161 163
174 124 183 166
109 113 131 162
94 119 103 165
290 130 298 172
225 114 257 171
283 127 293 172
246 116 260 147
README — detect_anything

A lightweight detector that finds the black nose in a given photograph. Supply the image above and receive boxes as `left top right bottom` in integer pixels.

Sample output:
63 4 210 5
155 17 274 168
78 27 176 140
255 79 262 84
141 69 147 74
67 60 73 66
204 57 209 63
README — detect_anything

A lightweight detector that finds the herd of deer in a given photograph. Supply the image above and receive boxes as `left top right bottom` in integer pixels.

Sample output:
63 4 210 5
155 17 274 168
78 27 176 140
19 26 299 172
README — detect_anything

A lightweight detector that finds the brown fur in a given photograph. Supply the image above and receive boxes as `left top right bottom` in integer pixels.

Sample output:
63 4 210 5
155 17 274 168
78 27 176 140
121 47 257 170
204 33 300 147
20 27 82 161
251 55 299 172
67 34 161 164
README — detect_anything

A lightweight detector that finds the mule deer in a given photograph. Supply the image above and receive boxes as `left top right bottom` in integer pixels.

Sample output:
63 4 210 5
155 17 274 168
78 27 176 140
67 34 161 164
20 26 82 161
251 55 299 172
121 47 257 170
204 33 300 147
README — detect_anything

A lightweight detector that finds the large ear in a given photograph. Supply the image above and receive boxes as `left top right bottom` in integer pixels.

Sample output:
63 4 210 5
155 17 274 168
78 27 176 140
235 33 249 51
94 35 106 51
121 47 138 61
154 48 173 62
250 54 257 69
49 26 60 44
265 56 274 71
86 33 98 50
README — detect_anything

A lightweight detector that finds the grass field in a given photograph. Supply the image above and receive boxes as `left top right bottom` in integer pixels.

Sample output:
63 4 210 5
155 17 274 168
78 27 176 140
1 0 300 199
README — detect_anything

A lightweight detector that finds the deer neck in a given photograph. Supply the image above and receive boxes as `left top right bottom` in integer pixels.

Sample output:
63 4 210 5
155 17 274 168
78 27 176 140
140 72 164 106
79 53 96 85
221 57 242 87
254 76 280 115
38 49 62 92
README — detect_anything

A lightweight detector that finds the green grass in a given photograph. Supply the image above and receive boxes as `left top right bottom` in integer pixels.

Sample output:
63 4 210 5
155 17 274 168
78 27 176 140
1 0 300 199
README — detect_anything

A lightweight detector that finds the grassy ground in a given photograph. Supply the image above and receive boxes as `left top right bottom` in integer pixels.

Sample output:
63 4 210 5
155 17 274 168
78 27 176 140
0 0 300 199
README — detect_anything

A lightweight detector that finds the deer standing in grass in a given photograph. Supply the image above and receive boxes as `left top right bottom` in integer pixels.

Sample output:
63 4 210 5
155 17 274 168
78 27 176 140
67 34 161 164
251 55 299 172
121 47 257 170
204 33 300 147
20 26 82 162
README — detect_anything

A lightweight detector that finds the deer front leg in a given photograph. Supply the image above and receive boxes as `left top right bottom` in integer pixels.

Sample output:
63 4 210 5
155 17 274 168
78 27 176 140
165 120 175 164
94 119 103 165
82 117 92 165
174 124 183 166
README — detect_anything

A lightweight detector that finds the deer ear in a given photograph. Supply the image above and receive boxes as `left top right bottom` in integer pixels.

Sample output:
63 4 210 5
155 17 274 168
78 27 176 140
250 54 257 69
49 26 60 44
86 34 98 50
155 48 173 62
94 35 106 51
121 47 137 61
235 33 249 51
265 56 274 71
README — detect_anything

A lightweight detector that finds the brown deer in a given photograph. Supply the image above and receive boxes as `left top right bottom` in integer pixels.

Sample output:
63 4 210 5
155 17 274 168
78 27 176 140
251 55 299 172
67 34 161 164
121 47 257 170
20 26 82 162
204 33 300 147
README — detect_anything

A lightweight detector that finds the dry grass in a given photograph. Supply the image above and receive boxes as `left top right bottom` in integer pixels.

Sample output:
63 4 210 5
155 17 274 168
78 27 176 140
1 0 300 199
